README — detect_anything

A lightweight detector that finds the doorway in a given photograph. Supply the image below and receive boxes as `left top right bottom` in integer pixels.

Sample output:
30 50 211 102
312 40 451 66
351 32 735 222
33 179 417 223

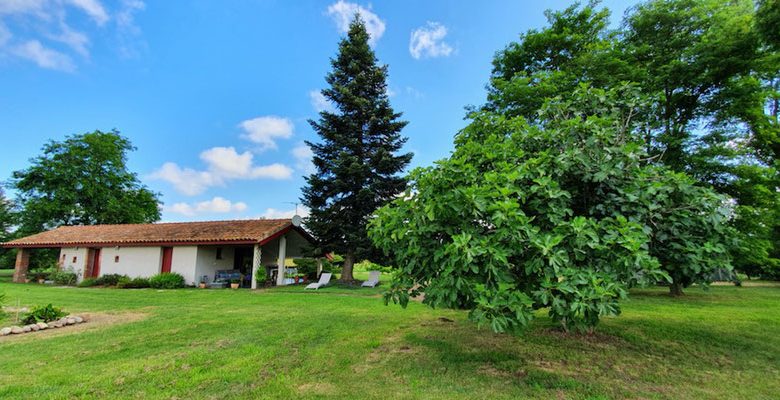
89 248 101 278
161 247 173 273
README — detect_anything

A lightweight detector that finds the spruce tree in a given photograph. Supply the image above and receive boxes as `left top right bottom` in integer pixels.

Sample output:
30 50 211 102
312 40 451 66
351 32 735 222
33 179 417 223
302 15 412 282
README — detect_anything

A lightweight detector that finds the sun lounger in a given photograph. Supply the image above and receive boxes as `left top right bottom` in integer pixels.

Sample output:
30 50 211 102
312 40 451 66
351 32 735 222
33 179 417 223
361 270 380 287
305 272 332 290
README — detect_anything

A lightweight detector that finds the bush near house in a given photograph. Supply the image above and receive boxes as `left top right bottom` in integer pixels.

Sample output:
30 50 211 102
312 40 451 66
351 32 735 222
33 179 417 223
117 277 151 289
50 270 78 286
95 274 126 286
149 273 185 289
78 278 98 287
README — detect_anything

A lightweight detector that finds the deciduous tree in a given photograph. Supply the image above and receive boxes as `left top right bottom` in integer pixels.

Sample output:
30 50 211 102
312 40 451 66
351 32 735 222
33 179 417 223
12 130 161 235
370 86 727 333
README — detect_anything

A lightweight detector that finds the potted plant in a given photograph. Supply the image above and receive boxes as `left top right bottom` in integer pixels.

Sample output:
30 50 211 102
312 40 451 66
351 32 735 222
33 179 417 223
230 278 240 289
198 276 207 289
255 273 267 288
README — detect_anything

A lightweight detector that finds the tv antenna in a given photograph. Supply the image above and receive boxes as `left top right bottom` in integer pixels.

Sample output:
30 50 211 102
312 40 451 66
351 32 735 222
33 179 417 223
284 202 300 215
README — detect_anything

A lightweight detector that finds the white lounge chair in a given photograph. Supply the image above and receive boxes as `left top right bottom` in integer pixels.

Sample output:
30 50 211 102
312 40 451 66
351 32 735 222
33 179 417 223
305 272 332 290
361 270 380 288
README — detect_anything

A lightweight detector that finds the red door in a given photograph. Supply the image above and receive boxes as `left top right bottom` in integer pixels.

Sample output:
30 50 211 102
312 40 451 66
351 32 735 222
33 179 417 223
161 247 173 273
91 248 101 278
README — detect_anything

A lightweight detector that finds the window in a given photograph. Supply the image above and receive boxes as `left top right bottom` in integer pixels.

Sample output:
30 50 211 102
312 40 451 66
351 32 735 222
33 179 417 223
216 248 223 260
114 255 120 263
72 256 77 263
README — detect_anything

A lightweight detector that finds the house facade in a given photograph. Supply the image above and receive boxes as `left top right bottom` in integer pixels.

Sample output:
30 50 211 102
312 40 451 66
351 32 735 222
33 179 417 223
1 219 316 288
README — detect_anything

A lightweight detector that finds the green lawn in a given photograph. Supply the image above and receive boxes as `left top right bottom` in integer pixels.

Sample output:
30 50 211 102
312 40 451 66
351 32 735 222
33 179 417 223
1 280 779 399
0 268 12 283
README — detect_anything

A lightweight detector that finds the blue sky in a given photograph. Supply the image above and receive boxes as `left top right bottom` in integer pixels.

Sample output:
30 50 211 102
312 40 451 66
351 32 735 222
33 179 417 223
0 0 635 222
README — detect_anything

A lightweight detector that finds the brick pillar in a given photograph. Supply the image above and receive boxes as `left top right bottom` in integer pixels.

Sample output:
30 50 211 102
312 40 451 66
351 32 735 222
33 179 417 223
13 248 30 283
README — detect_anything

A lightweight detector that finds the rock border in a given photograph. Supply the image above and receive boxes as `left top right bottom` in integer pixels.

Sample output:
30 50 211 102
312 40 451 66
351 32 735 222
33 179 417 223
0 315 86 336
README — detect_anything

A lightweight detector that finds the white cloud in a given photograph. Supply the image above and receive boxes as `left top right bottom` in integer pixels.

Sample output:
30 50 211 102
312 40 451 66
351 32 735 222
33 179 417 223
151 146 293 196
239 116 294 151
149 162 216 196
12 40 75 71
0 22 11 46
50 22 90 56
0 1 48 15
260 206 310 219
115 0 145 58
65 0 109 25
405 86 424 99
327 0 385 45
0 0 146 70
309 90 335 113
409 22 454 60
167 197 248 217
292 143 315 174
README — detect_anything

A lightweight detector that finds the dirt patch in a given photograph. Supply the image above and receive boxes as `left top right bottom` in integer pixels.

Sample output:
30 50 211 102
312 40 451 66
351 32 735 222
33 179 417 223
0 311 148 342
536 327 627 347
296 382 336 396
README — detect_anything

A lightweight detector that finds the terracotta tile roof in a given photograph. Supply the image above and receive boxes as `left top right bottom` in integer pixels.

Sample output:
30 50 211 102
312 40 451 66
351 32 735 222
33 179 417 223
1 219 311 248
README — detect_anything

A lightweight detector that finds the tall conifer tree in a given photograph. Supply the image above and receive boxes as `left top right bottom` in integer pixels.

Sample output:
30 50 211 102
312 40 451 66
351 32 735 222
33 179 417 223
302 15 412 281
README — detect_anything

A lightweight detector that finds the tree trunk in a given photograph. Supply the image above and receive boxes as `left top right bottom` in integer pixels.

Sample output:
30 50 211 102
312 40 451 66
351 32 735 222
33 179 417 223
340 253 356 283
669 281 684 296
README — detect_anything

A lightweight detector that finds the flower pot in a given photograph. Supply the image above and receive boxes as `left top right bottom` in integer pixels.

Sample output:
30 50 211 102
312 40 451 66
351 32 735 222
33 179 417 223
230 283 239 289
38 278 45 284
198 283 206 289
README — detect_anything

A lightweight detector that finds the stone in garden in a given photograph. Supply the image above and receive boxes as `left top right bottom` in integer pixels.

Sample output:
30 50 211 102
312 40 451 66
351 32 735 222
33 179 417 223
10 326 23 334
73 316 83 323
1 327 11 336
22 325 31 332
30 324 40 331
66 317 76 325
36 322 48 329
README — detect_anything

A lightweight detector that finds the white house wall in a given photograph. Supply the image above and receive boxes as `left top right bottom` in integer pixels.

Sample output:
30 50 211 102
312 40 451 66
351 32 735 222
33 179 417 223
99 247 164 279
52 229 312 285
170 246 198 284
58 247 88 277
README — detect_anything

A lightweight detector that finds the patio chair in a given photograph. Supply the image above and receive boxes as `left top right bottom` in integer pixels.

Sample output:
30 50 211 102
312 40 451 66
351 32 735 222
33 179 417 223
305 272 332 290
361 270 380 288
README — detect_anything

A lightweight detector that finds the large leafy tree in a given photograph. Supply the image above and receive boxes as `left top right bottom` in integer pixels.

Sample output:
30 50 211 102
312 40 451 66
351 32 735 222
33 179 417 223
12 130 161 235
302 16 412 281
488 0 779 281
371 85 732 333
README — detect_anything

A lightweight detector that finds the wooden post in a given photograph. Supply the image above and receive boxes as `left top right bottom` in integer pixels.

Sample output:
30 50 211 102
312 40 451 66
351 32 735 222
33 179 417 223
275 235 287 286
13 248 30 283
251 244 262 289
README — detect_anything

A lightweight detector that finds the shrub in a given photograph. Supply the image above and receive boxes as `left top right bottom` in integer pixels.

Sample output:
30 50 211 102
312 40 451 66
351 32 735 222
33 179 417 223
28 267 56 282
293 258 319 279
50 269 78 286
149 273 185 289
21 303 68 324
95 274 127 286
117 277 150 289
78 278 98 287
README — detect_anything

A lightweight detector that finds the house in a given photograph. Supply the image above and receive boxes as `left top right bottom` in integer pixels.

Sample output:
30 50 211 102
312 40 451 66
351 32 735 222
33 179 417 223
1 218 317 288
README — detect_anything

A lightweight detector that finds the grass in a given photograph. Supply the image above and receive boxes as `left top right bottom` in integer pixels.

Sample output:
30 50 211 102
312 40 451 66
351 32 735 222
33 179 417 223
1 279 779 399
0 268 12 283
